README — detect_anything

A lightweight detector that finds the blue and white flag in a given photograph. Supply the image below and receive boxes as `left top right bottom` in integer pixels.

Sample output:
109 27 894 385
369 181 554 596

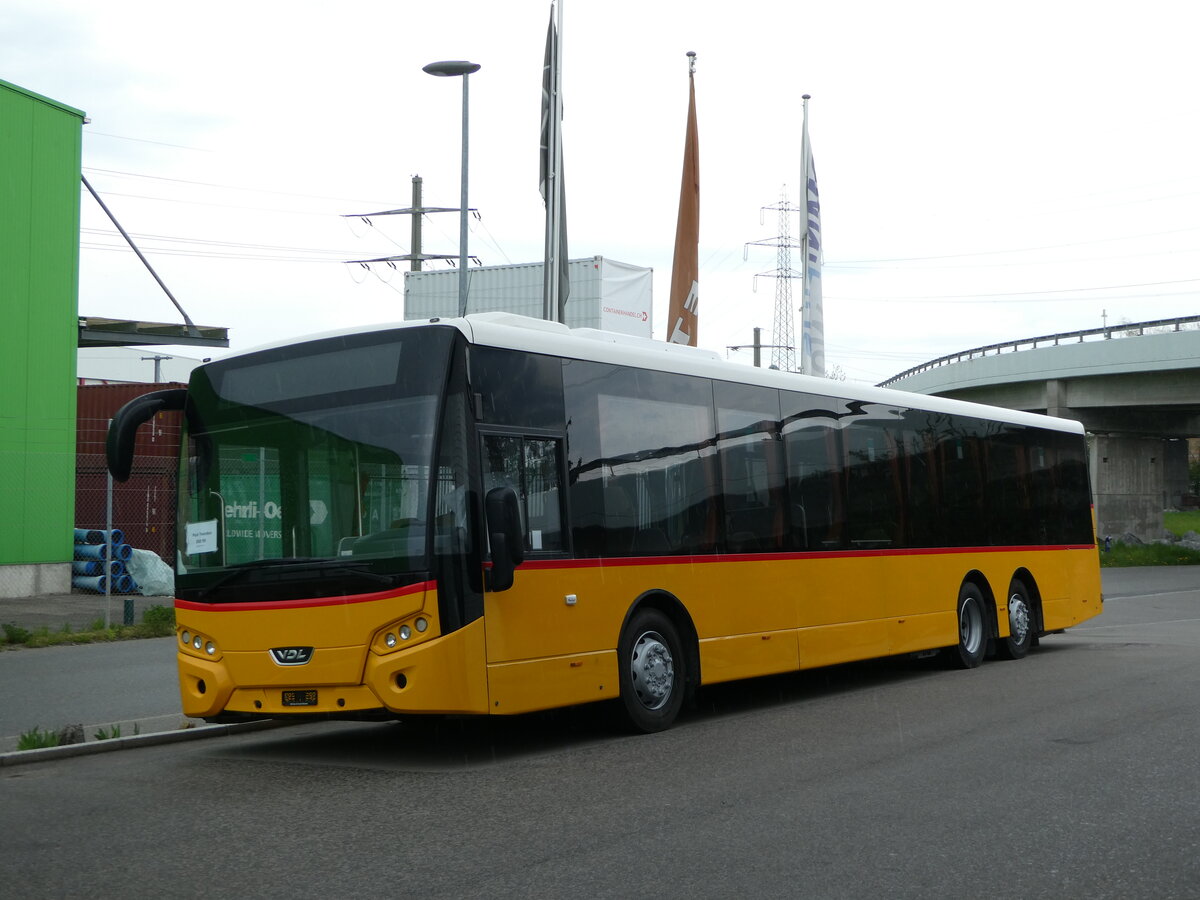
800 100 825 377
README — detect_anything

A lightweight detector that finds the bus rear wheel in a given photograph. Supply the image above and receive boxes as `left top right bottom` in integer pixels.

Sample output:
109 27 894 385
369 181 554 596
946 583 987 669
618 609 685 733
997 578 1033 660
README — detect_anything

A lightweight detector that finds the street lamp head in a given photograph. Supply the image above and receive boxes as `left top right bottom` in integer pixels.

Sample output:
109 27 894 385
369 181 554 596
420 59 480 319
423 60 481 78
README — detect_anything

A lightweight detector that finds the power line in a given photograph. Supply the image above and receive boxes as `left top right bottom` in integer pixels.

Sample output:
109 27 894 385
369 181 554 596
84 132 214 152
830 224 1200 266
829 278 1200 304
829 244 1200 271
80 227 359 257
80 242 342 263
83 166 394 206
81 189 351 217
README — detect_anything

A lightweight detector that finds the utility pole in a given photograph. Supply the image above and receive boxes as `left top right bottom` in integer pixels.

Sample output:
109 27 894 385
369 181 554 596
344 175 476 272
141 354 171 383
411 176 423 271
728 327 794 368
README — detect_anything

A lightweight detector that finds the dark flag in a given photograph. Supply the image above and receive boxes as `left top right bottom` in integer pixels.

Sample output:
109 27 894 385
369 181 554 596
541 2 569 322
667 53 699 346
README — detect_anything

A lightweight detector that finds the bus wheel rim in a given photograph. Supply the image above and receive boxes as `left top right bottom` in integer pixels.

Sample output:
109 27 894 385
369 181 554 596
1008 592 1030 643
630 630 674 710
960 599 983 655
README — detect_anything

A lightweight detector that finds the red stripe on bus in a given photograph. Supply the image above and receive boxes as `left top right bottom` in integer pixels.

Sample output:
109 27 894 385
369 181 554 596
518 544 1096 570
174 579 433 613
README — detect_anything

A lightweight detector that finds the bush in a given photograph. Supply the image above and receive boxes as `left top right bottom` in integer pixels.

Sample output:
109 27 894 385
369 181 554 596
1100 541 1200 567
3 623 31 645
142 605 175 633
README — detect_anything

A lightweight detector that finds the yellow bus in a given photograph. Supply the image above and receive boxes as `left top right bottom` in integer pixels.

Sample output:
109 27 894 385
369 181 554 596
107 312 1102 732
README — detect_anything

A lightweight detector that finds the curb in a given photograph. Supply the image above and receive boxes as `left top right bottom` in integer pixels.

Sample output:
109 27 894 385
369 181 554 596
0 719 290 768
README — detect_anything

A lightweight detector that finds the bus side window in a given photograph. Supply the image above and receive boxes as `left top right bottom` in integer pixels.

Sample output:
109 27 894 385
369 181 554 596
482 433 564 553
715 381 785 553
781 394 845 551
844 422 903 548
785 427 841 550
938 421 986 547
522 438 562 552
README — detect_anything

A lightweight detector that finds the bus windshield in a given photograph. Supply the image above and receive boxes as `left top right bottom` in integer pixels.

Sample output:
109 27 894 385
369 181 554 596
175 327 455 602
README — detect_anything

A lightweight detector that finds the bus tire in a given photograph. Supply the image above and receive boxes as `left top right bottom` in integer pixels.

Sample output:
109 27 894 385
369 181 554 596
946 583 987 669
997 578 1033 660
618 608 685 733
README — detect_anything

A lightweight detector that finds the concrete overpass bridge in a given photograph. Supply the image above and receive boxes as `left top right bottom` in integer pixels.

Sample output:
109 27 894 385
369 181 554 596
880 315 1200 541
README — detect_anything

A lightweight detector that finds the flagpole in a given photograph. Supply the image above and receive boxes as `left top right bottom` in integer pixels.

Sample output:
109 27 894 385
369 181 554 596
799 94 811 374
542 1 566 323
801 97 811 379
554 0 566 322
541 3 556 321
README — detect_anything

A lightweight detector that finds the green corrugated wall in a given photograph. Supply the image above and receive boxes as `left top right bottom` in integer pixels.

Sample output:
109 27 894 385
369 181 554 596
0 80 85 566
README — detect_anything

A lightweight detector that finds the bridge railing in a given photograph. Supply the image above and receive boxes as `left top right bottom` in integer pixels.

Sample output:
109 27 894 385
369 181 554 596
878 314 1200 387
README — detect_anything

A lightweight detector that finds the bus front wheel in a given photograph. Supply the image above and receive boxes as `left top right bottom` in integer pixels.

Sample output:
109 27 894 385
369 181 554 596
997 578 1033 660
947 583 987 669
618 609 685 733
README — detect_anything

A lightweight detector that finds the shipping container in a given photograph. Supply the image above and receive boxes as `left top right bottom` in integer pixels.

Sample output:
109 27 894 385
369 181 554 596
403 256 653 337
75 383 184 564
76 383 186 459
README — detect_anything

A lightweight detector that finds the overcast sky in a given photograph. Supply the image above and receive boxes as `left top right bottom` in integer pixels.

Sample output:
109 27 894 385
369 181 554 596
5 0 1198 384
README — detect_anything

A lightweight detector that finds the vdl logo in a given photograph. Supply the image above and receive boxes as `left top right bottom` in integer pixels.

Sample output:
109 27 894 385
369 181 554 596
270 646 314 666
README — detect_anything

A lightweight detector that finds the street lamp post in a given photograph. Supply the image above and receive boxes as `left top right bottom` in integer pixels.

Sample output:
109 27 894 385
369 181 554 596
422 60 481 318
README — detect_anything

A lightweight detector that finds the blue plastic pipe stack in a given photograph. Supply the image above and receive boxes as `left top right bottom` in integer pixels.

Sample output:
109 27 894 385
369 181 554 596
71 528 139 594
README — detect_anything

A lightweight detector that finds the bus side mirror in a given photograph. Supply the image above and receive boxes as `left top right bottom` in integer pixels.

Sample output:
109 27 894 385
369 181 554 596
106 389 187 482
485 486 523 591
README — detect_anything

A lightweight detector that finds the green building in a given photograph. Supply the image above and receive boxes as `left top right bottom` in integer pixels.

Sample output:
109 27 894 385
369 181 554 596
0 79 86 597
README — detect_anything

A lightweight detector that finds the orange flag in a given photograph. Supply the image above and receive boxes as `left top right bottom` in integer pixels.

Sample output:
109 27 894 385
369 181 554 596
667 54 699 346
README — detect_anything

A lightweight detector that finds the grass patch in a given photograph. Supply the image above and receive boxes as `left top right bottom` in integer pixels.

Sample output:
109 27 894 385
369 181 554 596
93 723 139 741
93 724 121 741
1163 510 1200 538
1100 541 1200 567
17 726 60 751
1 605 175 650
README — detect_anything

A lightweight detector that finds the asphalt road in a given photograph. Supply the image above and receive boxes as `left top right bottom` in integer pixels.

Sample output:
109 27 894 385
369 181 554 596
0 567 1198 898
0 637 188 750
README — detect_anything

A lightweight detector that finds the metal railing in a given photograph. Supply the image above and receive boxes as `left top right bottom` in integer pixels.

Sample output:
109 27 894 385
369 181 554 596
878 314 1200 387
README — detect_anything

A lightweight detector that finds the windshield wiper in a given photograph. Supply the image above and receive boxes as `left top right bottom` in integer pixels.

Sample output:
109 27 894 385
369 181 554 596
193 558 401 599
225 557 324 568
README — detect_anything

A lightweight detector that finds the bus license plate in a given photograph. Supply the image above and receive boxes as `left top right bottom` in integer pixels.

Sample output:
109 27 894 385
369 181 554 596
282 690 318 707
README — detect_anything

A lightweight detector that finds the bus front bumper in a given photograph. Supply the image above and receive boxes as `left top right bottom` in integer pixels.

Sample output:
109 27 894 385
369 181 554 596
177 618 489 719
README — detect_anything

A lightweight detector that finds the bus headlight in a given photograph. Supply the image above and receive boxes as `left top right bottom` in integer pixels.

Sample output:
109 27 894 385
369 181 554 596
373 614 438 654
179 628 220 660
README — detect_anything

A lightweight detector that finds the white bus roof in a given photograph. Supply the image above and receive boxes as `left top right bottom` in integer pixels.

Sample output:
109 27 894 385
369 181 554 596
216 313 1085 436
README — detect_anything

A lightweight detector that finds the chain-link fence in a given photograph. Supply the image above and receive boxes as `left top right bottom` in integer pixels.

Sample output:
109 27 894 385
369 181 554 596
74 385 184 617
